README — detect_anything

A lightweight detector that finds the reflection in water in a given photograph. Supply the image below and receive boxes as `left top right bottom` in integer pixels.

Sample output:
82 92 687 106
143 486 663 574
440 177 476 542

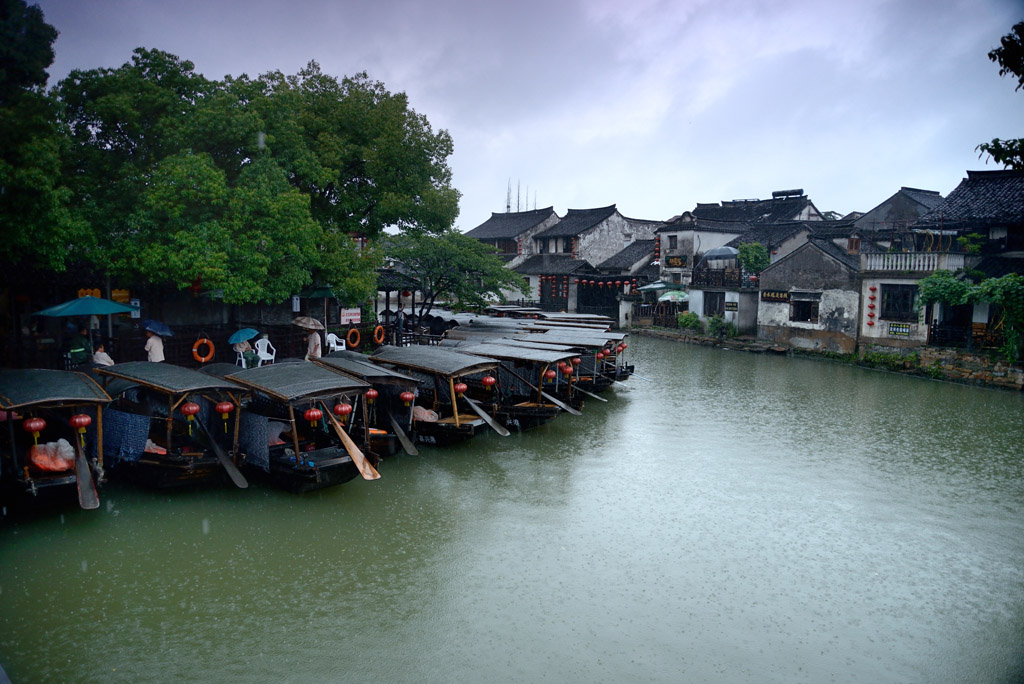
2 336 1023 683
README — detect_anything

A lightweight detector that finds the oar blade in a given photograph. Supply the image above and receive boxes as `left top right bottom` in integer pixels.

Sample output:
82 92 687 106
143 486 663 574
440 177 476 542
74 441 100 510
322 402 381 480
388 415 420 456
540 390 582 416
196 416 248 489
464 397 510 437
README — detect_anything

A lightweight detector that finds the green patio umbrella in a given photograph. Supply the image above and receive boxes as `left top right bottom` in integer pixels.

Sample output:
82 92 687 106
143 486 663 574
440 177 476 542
33 296 138 317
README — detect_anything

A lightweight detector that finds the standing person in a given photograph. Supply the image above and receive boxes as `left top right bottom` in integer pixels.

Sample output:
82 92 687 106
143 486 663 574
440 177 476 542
305 329 322 361
68 325 92 365
395 308 406 344
144 330 164 362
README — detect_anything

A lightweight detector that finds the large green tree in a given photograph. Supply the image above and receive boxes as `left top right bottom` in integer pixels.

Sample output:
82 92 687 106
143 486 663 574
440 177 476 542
977 21 1024 169
0 0 83 272
386 229 528 318
54 51 455 305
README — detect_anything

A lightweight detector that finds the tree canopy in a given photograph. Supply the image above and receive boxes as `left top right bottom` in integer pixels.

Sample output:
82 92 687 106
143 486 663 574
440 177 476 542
977 21 1024 169
737 242 770 273
386 229 529 318
0 27 461 306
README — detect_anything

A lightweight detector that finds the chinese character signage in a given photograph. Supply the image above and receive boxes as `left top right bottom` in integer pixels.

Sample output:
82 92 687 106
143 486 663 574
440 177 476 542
760 290 790 302
724 301 738 312
339 308 361 325
888 322 911 336
666 256 686 268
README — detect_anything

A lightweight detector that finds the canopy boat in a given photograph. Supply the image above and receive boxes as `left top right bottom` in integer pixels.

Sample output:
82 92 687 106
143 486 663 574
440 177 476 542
93 362 248 490
437 340 582 431
208 361 379 493
511 330 633 390
0 369 110 511
314 351 420 457
369 346 507 447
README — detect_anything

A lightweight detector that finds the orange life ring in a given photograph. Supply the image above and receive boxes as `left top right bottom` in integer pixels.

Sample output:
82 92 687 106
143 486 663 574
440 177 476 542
346 328 361 348
373 325 385 344
192 338 215 363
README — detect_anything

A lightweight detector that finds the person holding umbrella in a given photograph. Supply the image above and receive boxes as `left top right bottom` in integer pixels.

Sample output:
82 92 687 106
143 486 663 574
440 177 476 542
293 317 324 361
144 330 164 362
229 328 260 368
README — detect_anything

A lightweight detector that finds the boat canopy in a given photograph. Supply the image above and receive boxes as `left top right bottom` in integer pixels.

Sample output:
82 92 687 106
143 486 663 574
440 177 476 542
371 346 498 377
95 361 243 395
512 331 626 348
224 361 370 403
0 369 111 409
452 342 577 365
316 351 418 387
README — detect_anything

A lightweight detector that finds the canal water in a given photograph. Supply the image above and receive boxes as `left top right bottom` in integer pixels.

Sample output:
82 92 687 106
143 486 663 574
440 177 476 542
2 335 1023 683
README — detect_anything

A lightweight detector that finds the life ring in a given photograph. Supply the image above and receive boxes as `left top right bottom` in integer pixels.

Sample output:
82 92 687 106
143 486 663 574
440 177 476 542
346 328 361 348
192 338 215 363
373 325 385 344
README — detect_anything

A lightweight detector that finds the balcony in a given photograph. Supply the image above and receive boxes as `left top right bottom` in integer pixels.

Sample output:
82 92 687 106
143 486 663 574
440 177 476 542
690 267 759 289
861 252 965 273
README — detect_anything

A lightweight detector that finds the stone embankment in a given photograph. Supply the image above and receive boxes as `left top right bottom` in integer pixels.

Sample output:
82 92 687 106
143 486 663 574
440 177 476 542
632 327 1024 391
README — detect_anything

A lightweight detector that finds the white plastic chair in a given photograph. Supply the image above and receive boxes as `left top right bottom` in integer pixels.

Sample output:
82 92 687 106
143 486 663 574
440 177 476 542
235 350 246 368
254 338 276 366
325 332 345 353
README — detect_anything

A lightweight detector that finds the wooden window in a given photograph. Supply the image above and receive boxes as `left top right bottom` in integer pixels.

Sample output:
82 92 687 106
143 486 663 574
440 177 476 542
847 237 860 254
668 235 678 250
790 300 819 323
880 284 918 322
703 291 725 316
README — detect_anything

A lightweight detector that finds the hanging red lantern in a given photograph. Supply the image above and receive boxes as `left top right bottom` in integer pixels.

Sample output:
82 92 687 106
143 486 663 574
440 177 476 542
869 286 877 292
598 281 604 287
304 407 323 427
365 388 378 404
868 312 875 318
615 280 622 287
619 343 628 351
571 357 581 366
454 382 468 397
181 401 200 435
544 369 557 382
402 290 412 297
868 303 876 309
868 295 876 301
481 376 496 391
574 279 580 285
215 401 234 433
333 403 353 424
596 352 605 360
562 364 573 376
400 391 415 407
23 416 46 445
867 320 875 326
70 413 92 446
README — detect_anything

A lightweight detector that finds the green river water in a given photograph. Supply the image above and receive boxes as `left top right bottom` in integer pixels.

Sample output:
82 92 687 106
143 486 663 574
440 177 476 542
2 334 1023 683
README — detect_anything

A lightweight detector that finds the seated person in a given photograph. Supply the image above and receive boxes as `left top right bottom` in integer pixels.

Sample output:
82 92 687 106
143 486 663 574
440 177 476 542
92 343 115 366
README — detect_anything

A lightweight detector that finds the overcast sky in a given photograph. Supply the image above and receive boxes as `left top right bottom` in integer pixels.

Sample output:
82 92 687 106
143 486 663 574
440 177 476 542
36 0 1022 229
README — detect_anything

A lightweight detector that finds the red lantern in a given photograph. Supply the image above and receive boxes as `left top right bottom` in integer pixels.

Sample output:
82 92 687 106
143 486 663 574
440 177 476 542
400 391 415 407
402 290 412 297
454 382 468 397
869 286 877 292
70 413 92 446
596 352 605 360
544 369 557 382
588 280 595 286
598 281 604 287
571 357 581 366
304 407 323 427
215 401 234 433
868 312 875 318
562 364 573 376
868 295 876 301
333 403 353 424
615 280 622 287
23 416 46 445
619 343 627 351
481 376 496 391
574 279 580 285
365 388 378 403
181 401 200 435
867 320 875 326
868 303 875 309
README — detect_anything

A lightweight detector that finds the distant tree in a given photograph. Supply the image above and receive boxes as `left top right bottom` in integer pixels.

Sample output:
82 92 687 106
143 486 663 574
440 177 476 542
0 0 84 272
977 21 1024 169
386 229 529 318
738 242 770 273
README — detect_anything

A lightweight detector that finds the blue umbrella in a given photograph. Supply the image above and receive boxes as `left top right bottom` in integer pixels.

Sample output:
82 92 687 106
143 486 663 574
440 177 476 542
34 296 138 317
228 328 259 344
143 319 174 337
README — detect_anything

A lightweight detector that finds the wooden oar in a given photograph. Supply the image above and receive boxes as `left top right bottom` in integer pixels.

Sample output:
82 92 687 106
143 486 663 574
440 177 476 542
462 396 511 436
570 383 609 402
321 402 381 480
195 415 248 489
502 366 582 416
388 414 419 456
73 439 100 510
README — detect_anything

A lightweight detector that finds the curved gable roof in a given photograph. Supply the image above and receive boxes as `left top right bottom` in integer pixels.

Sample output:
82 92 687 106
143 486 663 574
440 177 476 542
536 205 619 238
465 207 558 239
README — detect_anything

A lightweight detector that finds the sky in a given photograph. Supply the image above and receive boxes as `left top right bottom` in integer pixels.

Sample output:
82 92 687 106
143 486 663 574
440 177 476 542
35 0 1023 229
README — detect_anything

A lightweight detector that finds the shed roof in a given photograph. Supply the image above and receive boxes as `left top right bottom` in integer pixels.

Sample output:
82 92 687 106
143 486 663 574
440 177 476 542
465 207 558 239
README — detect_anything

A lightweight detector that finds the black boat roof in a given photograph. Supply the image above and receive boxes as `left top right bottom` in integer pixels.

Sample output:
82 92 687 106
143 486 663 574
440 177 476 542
222 361 370 402
513 331 626 348
95 361 244 395
316 351 418 386
371 345 498 376
451 342 577 364
0 369 111 409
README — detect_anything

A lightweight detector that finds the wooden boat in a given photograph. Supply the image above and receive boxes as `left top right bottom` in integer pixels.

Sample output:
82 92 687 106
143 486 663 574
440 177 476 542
206 361 379 493
369 346 506 447
314 351 421 457
0 369 110 511
437 340 582 431
93 362 248 490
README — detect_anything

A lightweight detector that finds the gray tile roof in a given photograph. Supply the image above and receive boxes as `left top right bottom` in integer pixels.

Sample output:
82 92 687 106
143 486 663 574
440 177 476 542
724 222 809 249
513 254 592 276
535 205 618 238
900 187 944 211
596 240 655 270
693 193 815 224
916 171 1024 228
465 207 558 239
807 237 860 270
